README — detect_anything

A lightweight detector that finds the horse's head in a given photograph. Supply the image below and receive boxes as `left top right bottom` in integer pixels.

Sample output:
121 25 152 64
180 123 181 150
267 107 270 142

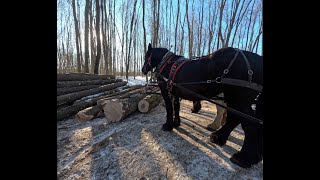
142 43 154 75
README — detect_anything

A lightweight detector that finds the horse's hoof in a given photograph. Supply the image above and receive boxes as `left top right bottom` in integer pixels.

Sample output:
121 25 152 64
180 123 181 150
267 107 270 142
191 109 200 113
206 123 220 131
230 153 252 168
173 118 181 127
162 123 173 131
206 126 217 132
209 133 227 146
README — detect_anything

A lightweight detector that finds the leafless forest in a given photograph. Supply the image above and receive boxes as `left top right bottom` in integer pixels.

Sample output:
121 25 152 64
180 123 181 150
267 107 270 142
57 0 262 78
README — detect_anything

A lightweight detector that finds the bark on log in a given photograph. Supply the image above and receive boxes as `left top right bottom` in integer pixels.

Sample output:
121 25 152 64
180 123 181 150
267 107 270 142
57 81 127 106
97 85 152 107
57 85 100 96
73 89 119 104
138 94 162 113
57 78 122 88
57 84 141 121
103 94 147 123
57 73 115 81
75 105 101 122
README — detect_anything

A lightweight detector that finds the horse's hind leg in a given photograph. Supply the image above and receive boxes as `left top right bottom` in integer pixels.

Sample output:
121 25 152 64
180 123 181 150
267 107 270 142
191 100 202 113
207 101 227 131
173 96 181 127
230 121 262 168
209 111 240 146
159 86 174 131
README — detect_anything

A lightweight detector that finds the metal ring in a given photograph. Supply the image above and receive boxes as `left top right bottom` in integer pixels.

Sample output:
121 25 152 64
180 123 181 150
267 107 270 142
223 69 229 74
248 70 253 75
215 77 222 83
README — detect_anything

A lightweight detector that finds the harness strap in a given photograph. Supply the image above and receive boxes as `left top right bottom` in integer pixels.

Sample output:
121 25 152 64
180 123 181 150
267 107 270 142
219 48 262 91
167 57 191 91
155 51 174 73
221 78 263 92
239 50 253 82
221 49 240 79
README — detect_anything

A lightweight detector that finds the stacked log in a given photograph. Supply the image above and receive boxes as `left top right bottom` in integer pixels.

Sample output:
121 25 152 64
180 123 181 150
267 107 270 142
57 73 162 122
101 86 159 123
57 73 127 121
138 94 162 113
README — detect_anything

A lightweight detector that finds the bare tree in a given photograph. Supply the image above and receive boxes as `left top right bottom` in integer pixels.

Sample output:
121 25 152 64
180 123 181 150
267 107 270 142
125 0 138 79
142 0 148 81
71 0 82 72
94 0 102 74
174 0 180 54
84 0 90 73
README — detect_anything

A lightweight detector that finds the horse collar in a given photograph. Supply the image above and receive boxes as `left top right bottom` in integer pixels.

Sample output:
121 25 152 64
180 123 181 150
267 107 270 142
155 51 174 73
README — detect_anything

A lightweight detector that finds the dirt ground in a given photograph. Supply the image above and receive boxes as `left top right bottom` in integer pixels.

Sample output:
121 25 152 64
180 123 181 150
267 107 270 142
57 100 263 180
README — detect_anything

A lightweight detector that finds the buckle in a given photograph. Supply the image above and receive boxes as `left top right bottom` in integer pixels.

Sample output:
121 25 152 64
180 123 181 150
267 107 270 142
215 77 222 83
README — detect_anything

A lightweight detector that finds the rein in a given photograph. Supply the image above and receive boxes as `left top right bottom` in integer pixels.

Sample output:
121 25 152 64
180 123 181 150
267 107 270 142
155 72 263 125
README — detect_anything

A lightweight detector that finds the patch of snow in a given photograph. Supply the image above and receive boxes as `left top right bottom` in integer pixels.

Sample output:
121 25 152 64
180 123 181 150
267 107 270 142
119 76 148 86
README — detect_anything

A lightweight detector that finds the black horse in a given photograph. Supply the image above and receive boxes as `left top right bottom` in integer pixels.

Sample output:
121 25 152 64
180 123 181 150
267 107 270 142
142 43 263 168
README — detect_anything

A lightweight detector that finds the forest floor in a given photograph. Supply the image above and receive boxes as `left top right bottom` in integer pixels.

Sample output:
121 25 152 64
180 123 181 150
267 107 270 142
57 97 263 180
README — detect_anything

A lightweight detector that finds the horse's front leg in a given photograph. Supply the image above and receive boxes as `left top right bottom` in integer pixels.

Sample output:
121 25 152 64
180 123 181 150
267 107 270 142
159 85 174 131
173 96 181 127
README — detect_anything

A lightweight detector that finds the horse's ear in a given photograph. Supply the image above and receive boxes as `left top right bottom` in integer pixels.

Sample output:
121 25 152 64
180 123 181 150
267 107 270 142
148 43 152 51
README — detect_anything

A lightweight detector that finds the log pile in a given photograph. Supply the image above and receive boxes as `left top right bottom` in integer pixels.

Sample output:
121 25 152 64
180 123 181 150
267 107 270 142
57 73 162 122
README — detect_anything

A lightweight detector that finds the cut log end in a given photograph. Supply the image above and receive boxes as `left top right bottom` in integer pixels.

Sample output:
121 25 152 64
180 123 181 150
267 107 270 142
138 99 150 113
75 113 94 122
103 99 125 123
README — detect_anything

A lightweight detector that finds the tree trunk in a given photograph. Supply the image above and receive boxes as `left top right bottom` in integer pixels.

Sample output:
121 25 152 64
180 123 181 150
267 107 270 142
142 0 148 82
71 0 82 72
125 0 138 79
84 0 90 73
89 3 96 73
94 0 102 74
57 81 126 106
103 94 147 123
138 94 161 113
174 0 180 54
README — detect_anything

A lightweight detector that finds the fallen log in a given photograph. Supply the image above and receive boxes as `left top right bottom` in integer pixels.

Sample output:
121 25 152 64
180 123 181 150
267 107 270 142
57 81 127 106
103 93 147 123
138 94 162 113
57 84 141 121
73 89 120 104
57 85 100 96
75 106 101 122
57 73 115 81
97 85 151 107
57 78 122 88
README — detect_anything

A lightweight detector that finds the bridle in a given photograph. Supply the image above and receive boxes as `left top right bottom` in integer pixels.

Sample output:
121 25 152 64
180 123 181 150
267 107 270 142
143 52 153 71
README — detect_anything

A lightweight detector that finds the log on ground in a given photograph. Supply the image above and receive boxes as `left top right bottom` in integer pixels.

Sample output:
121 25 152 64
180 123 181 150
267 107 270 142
103 94 147 123
57 85 100 96
75 105 102 122
57 78 122 88
97 85 151 107
57 73 115 81
138 94 162 113
57 81 127 106
57 84 139 121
